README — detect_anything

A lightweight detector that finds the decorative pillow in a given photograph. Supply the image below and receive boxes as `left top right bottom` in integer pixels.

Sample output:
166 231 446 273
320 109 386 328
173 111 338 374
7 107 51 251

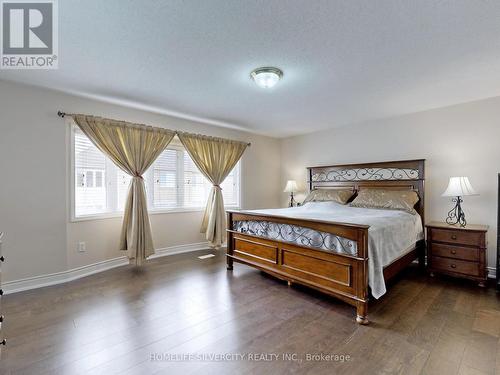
303 189 355 205
349 189 419 214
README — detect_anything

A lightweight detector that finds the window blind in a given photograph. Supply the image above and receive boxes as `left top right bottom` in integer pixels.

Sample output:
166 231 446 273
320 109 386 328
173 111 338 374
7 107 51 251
74 128 107 216
116 170 132 210
73 127 240 218
183 153 210 208
152 149 178 208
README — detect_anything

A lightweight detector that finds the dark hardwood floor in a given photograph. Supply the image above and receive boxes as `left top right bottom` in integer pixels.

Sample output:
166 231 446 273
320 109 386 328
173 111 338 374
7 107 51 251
1 250 499 375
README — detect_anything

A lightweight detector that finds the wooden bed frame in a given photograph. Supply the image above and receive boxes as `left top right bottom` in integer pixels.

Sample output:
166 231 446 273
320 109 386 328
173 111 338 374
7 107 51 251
226 159 425 324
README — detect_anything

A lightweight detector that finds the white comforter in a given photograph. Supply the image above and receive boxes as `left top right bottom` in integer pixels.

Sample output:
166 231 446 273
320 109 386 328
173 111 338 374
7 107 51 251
242 201 423 299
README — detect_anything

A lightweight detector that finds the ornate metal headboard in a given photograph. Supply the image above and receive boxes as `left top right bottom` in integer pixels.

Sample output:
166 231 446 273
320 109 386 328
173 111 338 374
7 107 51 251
307 159 425 220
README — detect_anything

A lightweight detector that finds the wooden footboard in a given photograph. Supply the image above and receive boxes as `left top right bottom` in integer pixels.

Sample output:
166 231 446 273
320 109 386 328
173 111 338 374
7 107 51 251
226 211 371 324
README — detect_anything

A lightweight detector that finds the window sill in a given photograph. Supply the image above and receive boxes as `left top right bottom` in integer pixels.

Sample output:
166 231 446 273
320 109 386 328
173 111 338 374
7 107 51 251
70 206 241 223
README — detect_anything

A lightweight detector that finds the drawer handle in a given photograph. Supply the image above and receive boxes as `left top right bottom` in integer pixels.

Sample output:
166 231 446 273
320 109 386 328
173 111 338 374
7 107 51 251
0 289 3 296
451 235 457 240
0 256 4 262
0 315 3 323
450 264 457 269
0 339 5 346
451 250 457 255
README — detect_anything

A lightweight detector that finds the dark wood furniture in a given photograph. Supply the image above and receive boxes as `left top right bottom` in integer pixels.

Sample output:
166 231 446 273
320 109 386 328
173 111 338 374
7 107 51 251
226 159 425 324
0 232 5 354
426 222 488 287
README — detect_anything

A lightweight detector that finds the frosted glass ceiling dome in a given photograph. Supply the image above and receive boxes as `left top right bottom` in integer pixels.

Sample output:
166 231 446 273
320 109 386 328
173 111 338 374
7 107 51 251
251 67 283 88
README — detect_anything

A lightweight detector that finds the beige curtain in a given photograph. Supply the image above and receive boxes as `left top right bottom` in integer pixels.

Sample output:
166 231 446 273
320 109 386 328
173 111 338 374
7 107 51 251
178 132 247 248
72 114 175 265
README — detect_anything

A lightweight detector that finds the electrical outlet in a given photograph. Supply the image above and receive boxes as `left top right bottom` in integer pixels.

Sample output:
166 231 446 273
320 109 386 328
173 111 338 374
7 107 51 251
77 241 86 252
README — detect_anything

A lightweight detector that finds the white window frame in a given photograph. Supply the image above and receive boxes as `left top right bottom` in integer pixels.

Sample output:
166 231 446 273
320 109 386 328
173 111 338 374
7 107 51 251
69 126 242 222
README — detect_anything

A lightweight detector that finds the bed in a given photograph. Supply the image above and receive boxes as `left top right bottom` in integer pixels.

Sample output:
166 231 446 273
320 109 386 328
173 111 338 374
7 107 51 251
226 160 425 324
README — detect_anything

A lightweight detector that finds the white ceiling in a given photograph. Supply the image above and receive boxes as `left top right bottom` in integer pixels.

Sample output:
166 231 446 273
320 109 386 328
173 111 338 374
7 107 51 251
2 0 500 137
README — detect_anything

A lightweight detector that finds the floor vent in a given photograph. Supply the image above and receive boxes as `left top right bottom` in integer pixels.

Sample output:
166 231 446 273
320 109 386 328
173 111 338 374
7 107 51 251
198 254 215 259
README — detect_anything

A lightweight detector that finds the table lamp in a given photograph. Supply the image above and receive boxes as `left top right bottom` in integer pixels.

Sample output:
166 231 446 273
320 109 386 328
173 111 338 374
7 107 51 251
442 177 478 227
284 180 298 207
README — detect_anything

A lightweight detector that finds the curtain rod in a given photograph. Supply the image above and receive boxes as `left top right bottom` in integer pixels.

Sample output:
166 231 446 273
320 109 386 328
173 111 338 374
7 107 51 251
57 111 251 146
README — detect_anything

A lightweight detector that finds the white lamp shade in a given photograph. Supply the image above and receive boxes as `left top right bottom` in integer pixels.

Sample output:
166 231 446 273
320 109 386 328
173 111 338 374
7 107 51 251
442 177 478 197
284 180 298 193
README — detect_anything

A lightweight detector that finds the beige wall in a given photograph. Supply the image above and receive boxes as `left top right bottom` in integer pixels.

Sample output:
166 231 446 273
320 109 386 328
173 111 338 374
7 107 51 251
0 81 281 281
281 96 500 271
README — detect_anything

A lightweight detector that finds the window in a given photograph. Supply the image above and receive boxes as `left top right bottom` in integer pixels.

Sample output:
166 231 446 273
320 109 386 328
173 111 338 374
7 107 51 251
150 148 178 209
74 129 107 216
72 126 241 219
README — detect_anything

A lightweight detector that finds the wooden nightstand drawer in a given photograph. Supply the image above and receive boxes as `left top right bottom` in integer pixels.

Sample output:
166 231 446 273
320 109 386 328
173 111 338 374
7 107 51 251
430 228 482 247
430 256 480 277
426 222 488 287
429 243 479 262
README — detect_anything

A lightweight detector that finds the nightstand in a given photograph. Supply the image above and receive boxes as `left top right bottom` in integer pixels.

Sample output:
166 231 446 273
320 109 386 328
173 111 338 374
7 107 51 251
426 222 488 287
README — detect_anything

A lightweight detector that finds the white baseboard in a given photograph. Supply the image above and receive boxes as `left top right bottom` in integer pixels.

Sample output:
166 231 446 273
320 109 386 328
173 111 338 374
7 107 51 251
149 242 211 259
487 266 496 279
2 257 129 295
3 242 211 295
3 245 494 295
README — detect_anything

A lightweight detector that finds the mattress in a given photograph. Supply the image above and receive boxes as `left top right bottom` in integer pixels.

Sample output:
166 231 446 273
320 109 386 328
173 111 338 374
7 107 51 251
233 201 424 298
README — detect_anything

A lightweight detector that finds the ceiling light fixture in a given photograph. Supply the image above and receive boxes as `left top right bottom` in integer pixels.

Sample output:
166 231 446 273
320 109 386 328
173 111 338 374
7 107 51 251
250 67 283 89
